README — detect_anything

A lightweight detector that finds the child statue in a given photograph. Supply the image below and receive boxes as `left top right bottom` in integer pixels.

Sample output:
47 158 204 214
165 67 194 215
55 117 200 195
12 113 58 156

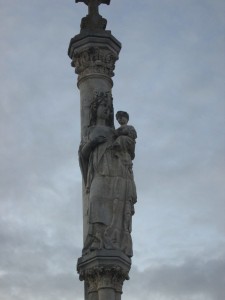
113 111 137 160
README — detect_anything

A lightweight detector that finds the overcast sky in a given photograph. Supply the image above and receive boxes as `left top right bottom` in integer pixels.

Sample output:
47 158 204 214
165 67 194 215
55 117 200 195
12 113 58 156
0 1 225 299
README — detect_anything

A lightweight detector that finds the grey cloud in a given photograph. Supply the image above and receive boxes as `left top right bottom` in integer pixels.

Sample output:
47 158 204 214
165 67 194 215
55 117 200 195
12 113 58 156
0 205 83 300
1 1 225 300
123 257 225 300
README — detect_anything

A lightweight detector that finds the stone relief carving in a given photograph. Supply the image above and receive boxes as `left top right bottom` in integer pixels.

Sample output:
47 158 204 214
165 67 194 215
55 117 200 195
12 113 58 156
79 265 129 294
78 91 137 258
72 47 118 78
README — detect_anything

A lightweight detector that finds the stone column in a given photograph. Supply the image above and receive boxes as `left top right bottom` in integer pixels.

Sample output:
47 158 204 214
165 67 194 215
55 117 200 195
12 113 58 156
68 1 135 299
68 12 121 244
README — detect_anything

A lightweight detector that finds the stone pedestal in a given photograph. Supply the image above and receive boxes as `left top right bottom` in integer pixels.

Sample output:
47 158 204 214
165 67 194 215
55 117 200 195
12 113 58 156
77 250 131 300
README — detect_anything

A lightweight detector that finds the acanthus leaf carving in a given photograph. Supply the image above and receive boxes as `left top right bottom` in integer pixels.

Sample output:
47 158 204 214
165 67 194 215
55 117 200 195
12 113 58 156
78 265 129 294
72 47 118 78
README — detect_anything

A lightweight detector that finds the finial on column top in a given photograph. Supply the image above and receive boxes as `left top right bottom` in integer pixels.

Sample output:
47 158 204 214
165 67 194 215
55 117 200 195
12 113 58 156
75 0 111 31
76 0 110 4
76 0 110 16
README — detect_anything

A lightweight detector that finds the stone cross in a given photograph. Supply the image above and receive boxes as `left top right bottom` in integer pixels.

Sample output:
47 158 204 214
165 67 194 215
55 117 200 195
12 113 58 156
76 0 110 16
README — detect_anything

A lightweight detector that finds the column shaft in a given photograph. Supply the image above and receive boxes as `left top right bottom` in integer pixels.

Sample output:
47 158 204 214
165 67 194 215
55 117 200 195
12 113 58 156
98 288 115 300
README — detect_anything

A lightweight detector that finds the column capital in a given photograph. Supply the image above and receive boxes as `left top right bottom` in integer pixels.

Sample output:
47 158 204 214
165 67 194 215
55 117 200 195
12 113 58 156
77 250 131 297
68 31 121 83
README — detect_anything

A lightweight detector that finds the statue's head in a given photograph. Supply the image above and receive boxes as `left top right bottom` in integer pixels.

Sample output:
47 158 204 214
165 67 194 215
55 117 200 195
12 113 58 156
116 111 129 125
89 91 114 127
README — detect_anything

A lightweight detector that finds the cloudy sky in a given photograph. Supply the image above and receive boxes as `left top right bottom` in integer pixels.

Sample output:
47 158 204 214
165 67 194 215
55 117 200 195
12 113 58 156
0 0 225 299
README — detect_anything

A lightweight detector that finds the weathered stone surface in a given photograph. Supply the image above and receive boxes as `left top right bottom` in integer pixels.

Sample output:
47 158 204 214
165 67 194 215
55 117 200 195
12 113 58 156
68 33 121 245
77 250 131 300
69 2 137 299
68 32 121 79
79 91 137 258
68 31 121 135
75 0 111 31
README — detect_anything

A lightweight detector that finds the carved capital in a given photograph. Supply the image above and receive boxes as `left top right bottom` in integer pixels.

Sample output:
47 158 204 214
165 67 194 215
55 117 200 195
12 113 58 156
77 250 131 298
71 46 118 79
80 265 129 294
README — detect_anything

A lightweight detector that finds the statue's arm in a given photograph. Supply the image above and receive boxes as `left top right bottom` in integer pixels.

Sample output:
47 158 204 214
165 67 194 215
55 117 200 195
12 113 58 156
116 127 129 136
79 135 107 186
128 125 137 140
80 140 94 159
80 135 107 159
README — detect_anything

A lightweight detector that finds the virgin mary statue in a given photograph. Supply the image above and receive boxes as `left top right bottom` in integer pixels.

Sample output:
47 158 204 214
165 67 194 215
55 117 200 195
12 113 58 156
79 92 137 257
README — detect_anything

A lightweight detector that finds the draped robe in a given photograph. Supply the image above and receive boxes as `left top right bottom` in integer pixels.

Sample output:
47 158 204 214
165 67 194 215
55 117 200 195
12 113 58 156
79 125 136 257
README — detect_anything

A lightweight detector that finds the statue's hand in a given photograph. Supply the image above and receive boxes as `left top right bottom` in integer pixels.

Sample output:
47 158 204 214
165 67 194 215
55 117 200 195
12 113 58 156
117 127 128 136
93 135 107 146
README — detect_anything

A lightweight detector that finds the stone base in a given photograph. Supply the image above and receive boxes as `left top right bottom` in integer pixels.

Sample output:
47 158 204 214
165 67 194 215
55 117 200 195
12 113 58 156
77 250 131 300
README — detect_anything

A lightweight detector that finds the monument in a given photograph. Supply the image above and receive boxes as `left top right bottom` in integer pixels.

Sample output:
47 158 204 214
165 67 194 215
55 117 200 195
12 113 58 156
68 1 137 299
